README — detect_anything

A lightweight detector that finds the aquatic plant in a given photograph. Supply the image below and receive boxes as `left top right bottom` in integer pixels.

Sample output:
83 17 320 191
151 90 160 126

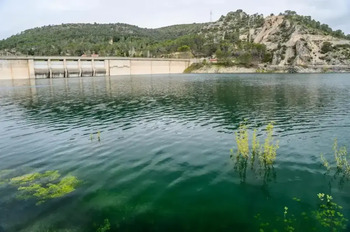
232 122 279 167
261 123 279 166
251 129 260 166
96 219 111 232
284 206 288 219
90 131 102 142
283 206 296 232
10 170 80 205
314 193 348 231
256 194 348 232
97 131 101 142
231 122 279 184
234 123 250 160
333 139 350 173
320 153 330 171
320 139 350 177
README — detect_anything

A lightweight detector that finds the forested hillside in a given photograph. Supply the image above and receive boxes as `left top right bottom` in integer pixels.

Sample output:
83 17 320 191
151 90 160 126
1 10 349 69
0 23 205 57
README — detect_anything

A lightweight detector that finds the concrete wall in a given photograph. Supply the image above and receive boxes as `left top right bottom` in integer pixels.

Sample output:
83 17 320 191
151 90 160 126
152 60 171 74
0 60 31 79
110 60 131 76
108 59 191 76
0 57 191 79
130 60 152 75
170 61 189 74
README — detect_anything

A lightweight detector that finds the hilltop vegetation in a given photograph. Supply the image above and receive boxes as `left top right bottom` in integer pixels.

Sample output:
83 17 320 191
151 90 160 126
0 23 205 57
1 10 349 70
283 10 349 39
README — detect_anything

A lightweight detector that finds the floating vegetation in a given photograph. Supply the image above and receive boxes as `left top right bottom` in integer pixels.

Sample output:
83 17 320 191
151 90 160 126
231 122 279 183
321 139 350 177
10 170 80 205
256 194 348 232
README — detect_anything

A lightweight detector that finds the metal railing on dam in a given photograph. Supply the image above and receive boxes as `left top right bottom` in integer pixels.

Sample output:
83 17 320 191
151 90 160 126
0 56 193 79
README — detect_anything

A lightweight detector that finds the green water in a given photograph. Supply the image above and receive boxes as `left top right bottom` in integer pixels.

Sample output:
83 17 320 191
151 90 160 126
0 74 350 231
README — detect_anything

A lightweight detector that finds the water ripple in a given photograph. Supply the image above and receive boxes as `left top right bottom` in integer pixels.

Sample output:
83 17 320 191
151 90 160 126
1 74 350 231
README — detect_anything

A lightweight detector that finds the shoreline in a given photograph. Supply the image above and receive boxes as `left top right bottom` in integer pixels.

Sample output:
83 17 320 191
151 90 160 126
189 64 350 74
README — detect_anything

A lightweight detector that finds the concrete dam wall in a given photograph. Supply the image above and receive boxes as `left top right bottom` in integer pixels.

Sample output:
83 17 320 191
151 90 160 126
0 57 192 80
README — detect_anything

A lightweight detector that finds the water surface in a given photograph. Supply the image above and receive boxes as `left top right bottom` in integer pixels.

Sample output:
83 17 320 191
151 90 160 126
0 74 350 231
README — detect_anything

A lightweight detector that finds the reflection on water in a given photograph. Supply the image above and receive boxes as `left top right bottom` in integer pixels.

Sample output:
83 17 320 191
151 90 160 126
0 74 350 231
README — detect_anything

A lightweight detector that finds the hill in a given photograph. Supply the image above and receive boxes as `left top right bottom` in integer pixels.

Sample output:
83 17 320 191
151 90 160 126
0 23 205 57
1 10 349 71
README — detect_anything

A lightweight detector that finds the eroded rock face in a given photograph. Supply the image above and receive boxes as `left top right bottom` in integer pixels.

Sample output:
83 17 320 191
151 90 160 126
254 16 285 46
253 16 350 66
295 40 312 65
202 11 350 67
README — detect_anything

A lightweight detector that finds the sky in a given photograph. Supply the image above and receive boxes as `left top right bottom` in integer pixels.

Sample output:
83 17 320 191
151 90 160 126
0 0 349 40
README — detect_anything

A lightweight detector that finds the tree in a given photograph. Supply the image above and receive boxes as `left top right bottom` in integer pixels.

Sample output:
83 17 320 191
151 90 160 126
284 10 297 16
333 30 345 38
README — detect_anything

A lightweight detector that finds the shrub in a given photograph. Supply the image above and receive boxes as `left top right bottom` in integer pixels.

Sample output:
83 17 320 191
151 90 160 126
237 53 253 67
263 53 273 63
321 42 333 54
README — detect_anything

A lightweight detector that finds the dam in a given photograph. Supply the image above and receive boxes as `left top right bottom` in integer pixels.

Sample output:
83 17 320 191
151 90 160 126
0 56 193 79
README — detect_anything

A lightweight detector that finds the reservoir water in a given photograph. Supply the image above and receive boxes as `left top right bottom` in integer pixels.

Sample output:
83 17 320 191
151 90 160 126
0 74 350 231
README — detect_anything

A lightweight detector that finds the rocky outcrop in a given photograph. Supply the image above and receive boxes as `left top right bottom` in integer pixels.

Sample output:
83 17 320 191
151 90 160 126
201 11 350 67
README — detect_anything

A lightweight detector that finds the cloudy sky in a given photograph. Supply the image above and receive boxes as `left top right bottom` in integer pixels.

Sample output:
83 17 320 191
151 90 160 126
0 0 349 39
